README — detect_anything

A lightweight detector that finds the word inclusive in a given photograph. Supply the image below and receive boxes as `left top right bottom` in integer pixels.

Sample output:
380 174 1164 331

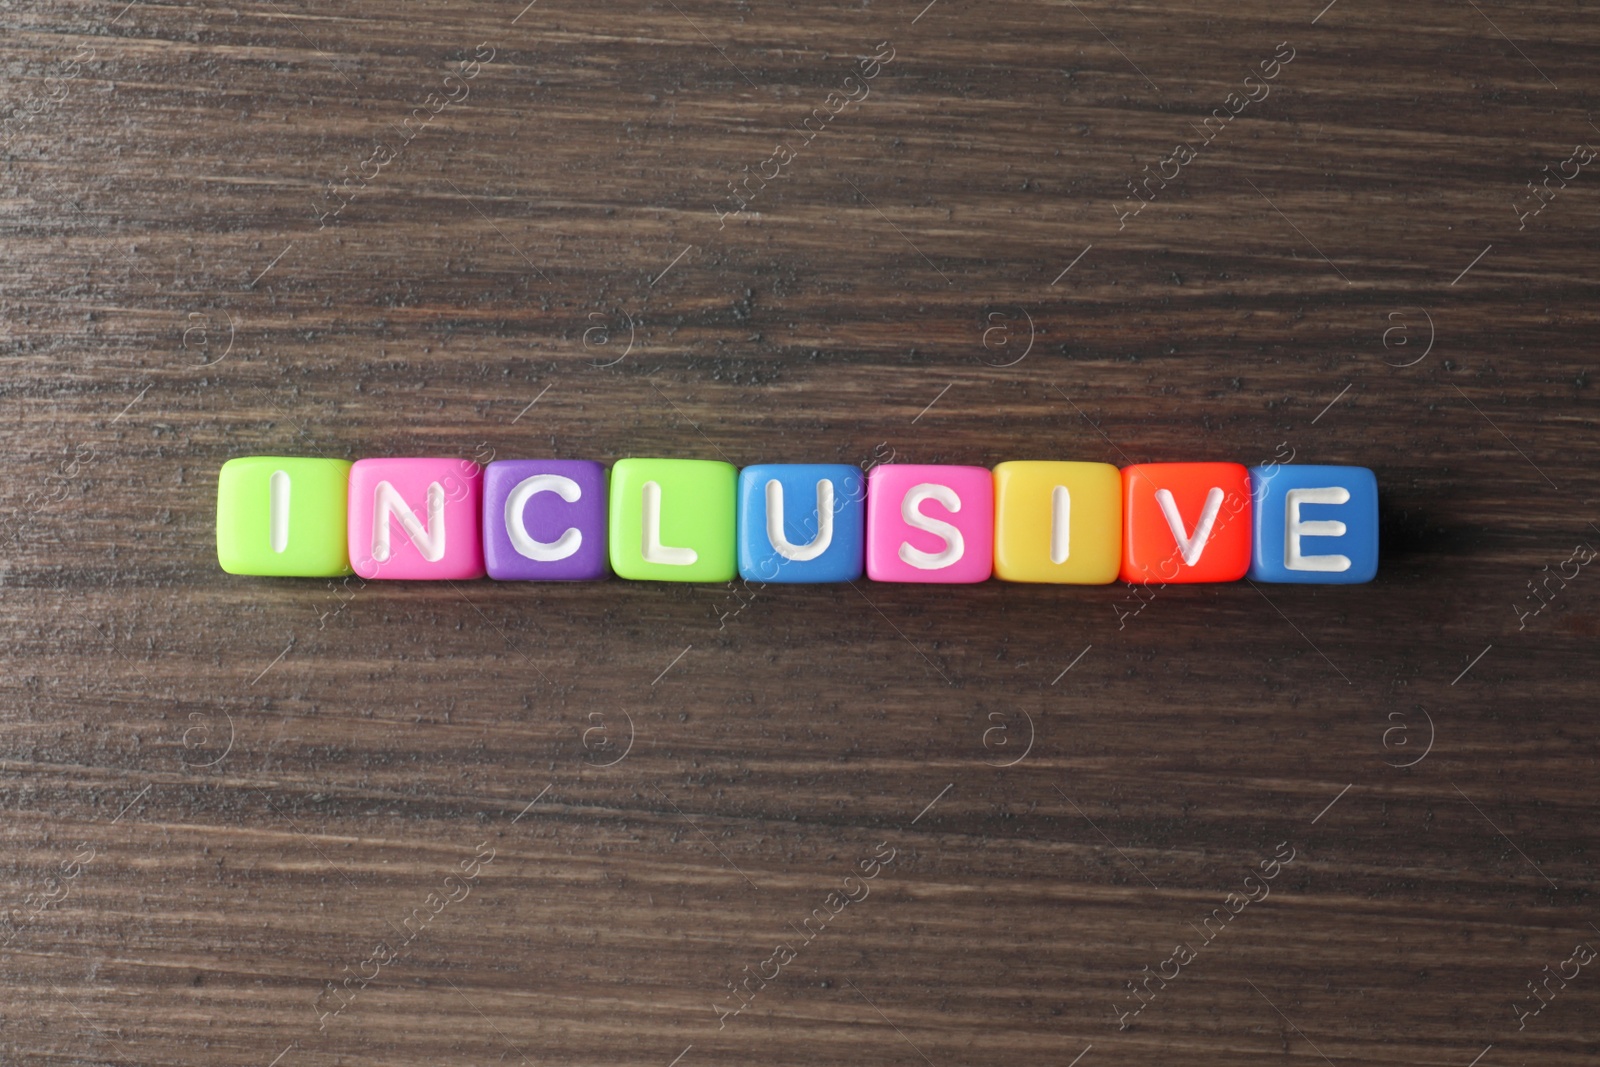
216 457 1379 584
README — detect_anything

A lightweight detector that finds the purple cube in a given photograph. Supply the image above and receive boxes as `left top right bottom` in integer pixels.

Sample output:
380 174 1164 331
482 460 610 581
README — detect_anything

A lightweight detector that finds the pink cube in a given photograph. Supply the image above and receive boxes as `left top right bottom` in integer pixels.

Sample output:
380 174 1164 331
865 464 994 583
347 458 486 580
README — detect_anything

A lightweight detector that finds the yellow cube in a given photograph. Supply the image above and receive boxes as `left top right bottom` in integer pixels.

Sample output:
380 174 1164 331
993 461 1122 583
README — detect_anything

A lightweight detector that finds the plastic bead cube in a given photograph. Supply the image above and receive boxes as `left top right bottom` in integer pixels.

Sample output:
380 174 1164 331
347 458 486 580
737 463 866 583
608 458 737 582
992 461 1121 584
1247 464 1378 583
482 459 610 581
1121 462 1251 584
217 456 352 577
865 464 994 583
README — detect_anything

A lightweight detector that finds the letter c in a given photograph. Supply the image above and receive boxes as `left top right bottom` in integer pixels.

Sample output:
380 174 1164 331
505 474 583 561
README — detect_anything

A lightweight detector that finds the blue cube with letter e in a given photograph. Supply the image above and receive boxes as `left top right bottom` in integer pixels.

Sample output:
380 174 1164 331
1247 464 1378 584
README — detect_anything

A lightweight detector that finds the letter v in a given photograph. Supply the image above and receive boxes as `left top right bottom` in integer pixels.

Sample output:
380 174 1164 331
1155 487 1223 567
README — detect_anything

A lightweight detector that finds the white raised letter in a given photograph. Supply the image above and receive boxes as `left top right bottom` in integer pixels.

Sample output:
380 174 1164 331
372 480 446 563
269 469 290 553
1285 486 1351 572
506 474 582 562
899 483 964 570
1050 485 1070 564
766 479 833 561
1155 486 1223 567
641 481 697 566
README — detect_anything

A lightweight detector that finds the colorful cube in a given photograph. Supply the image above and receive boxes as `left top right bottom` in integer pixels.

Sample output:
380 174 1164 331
737 463 865 583
993 461 1121 584
216 456 352 577
865 464 994 583
608 458 737 582
482 459 610 581
1121 462 1251 584
347 458 485 580
1248 464 1378 583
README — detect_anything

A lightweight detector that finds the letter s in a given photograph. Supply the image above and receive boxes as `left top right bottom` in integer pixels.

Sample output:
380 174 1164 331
898 483 965 570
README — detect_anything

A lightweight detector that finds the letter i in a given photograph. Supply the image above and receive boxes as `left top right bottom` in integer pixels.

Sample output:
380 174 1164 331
1050 486 1070 564
270 469 290 553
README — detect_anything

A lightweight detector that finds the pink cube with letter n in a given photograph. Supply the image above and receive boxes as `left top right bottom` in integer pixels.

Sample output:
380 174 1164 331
346 458 486 580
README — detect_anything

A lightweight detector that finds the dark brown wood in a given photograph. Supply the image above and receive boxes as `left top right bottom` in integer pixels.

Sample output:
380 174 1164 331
2 0 1596 1064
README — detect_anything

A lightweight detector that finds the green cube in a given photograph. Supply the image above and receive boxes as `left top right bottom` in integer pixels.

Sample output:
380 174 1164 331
608 458 737 582
217 456 352 576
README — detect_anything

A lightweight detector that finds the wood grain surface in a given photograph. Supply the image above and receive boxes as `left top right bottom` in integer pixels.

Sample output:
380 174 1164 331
2 0 1597 1064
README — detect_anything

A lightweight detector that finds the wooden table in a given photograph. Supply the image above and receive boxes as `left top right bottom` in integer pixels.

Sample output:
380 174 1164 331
3 0 1595 1063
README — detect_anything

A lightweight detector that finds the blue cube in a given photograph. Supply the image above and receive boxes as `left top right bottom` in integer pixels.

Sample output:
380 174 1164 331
1248 464 1378 583
738 463 866 583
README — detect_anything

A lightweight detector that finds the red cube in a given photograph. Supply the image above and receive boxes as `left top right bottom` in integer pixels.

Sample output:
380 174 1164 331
1120 462 1252 584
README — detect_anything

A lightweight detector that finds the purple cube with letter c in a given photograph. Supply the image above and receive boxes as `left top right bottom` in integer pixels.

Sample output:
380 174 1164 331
482 459 610 580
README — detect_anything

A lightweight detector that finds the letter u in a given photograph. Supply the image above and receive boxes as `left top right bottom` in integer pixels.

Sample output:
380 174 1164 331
766 479 834 561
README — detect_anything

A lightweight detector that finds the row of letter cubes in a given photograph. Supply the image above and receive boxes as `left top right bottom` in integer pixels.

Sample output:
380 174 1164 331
216 457 1378 584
